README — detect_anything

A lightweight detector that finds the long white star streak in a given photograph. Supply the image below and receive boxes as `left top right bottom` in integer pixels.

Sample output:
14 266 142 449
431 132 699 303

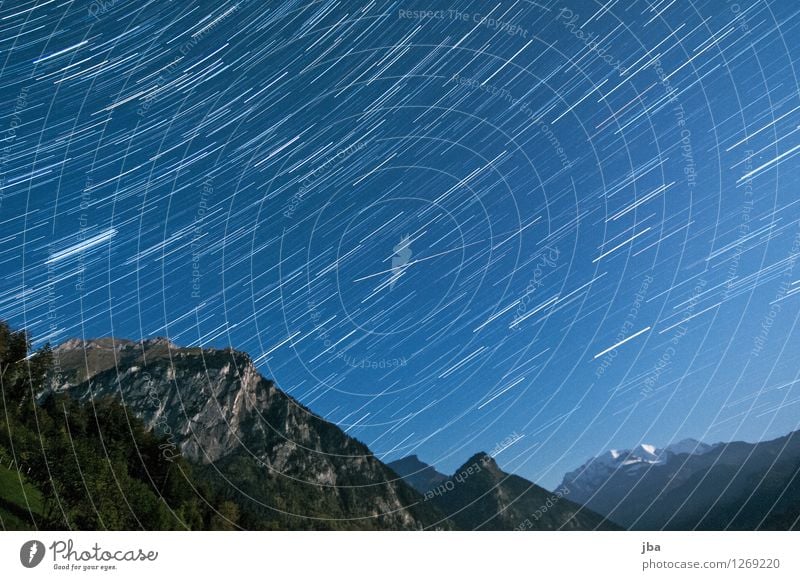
45 229 117 264
592 326 652 360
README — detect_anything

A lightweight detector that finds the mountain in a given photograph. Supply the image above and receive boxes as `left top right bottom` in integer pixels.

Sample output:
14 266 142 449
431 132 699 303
560 432 800 530
560 439 713 503
6 326 797 531
387 455 448 494
664 438 714 456
390 452 619 530
50 338 449 530
51 337 614 530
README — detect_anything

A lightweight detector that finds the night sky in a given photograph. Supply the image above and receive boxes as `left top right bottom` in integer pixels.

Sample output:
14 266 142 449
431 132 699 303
2 0 800 490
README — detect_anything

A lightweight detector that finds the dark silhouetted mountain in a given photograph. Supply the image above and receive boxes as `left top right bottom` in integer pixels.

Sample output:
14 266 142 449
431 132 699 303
392 451 619 530
560 432 800 530
387 455 448 494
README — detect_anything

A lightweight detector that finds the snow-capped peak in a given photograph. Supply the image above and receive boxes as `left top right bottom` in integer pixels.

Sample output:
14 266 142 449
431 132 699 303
633 443 659 459
561 438 716 495
575 443 665 474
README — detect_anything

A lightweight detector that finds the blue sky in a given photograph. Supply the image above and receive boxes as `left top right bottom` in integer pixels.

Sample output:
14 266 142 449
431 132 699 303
2 0 800 490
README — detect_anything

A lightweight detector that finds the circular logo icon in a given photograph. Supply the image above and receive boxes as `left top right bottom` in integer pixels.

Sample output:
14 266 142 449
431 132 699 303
19 540 45 568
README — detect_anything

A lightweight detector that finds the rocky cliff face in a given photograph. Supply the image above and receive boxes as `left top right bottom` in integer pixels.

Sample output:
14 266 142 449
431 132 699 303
51 338 447 530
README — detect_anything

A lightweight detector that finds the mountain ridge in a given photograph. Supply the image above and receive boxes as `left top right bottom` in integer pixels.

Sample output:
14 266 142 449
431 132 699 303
559 430 800 530
50 335 800 531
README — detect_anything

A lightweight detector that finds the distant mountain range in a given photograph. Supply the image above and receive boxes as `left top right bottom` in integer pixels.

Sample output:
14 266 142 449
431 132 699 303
4 334 793 530
559 432 800 530
389 453 618 530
